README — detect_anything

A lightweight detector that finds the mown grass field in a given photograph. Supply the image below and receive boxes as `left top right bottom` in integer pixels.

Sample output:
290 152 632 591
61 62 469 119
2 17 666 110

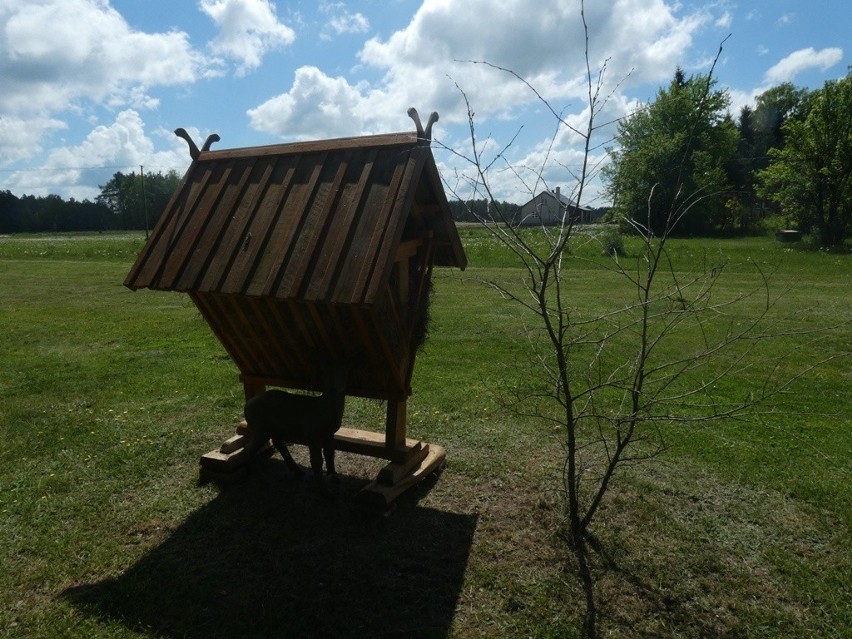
0 230 849 638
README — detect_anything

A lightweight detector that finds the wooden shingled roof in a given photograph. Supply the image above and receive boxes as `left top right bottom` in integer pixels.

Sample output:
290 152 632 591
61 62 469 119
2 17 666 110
125 131 465 302
124 120 467 400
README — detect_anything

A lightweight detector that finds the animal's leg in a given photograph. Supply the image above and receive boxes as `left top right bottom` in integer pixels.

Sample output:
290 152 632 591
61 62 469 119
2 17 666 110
323 441 340 483
271 435 304 477
308 444 325 481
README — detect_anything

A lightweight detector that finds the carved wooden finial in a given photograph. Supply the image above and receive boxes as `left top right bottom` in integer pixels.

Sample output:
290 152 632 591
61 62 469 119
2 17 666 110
174 128 219 160
407 108 439 145
424 111 439 141
201 133 220 152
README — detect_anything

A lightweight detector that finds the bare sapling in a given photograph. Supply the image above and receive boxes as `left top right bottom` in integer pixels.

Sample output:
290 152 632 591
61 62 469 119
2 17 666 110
244 364 348 487
440 6 825 636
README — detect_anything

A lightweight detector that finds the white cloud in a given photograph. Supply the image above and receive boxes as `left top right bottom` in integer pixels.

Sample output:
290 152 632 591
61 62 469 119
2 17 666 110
0 115 67 165
320 3 369 39
763 47 843 84
200 0 296 75
247 66 378 139
245 0 709 207
3 110 189 200
0 0 211 166
250 0 706 141
715 11 732 29
326 11 370 37
1 0 208 114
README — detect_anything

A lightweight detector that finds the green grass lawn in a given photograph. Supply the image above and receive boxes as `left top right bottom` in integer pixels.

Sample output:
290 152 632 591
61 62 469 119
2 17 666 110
0 230 849 638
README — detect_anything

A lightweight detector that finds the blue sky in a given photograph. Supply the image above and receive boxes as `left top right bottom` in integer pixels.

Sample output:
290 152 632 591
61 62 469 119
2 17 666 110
0 0 848 205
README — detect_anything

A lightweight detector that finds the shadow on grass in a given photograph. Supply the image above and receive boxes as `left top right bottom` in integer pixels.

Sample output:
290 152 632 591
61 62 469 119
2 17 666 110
63 461 477 638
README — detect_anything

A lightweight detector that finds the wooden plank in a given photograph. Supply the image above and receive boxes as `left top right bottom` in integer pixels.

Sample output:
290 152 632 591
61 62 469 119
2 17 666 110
223 156 299 295
287 151 353 300
395 237 422 261
333 426 422 462
239 157 300 297
220 433 249 454
199 446 252 472
356 444 446 509
157 161 231 289
285 299 320 361
350 305 390 388
363 149 427 304
190 293 252 371
306 302 339 361
421 155 468 270
243 297 290 375
385 399 407 449
377 442 430 486
264 298 313 374
232 298 284 374
350 150 411 305
270 152 340 299
125 163 196 289
200 159 277 291
175 159 255 291
200 132 416 162
201 293 266 375
368 306 407 395
133 166 213 289
305 148 377 302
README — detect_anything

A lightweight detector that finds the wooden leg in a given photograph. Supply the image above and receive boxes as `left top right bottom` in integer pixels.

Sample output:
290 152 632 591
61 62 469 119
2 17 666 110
243 380 266 401
385 399 407 451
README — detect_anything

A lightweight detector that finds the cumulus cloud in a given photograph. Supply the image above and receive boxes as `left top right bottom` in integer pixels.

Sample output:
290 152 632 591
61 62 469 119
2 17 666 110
3 110 189 199
250 0 706 141
763 47 843 84
0 115 66 165
0 0 211 167
247 66 378 138
200 0 296 75
1 0 208 113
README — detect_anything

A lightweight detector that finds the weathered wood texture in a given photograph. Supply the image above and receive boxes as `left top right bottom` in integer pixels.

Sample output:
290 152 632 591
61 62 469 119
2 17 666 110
125 131 467 401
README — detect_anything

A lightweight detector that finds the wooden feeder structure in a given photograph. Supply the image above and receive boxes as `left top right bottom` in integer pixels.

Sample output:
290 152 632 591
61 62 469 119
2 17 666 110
124 109 467 505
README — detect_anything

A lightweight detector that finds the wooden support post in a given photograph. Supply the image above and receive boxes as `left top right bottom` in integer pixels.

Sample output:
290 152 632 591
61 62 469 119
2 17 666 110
242 379 266 401
385 399 407 450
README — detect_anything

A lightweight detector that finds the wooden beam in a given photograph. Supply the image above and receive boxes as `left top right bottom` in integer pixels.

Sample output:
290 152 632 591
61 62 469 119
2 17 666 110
356 444 446 510
385 399 407 450
334 426 422 463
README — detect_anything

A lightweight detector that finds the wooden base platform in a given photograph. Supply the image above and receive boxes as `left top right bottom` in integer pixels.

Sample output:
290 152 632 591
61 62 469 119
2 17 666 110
198 424 445 504
356 444 446 510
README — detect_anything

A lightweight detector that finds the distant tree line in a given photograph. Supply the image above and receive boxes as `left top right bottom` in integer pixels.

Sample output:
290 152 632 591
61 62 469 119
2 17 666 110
604 69 851 245
0 170 180 234
448 198 521 223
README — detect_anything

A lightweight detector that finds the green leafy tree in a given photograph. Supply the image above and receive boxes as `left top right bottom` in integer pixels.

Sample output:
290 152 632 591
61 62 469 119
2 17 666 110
752 82 811 167
97 170 180 231
603 69 739 235
757 73 852 246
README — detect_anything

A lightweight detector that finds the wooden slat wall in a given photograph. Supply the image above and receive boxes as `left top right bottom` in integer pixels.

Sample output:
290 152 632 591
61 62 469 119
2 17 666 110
192 292 407 398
